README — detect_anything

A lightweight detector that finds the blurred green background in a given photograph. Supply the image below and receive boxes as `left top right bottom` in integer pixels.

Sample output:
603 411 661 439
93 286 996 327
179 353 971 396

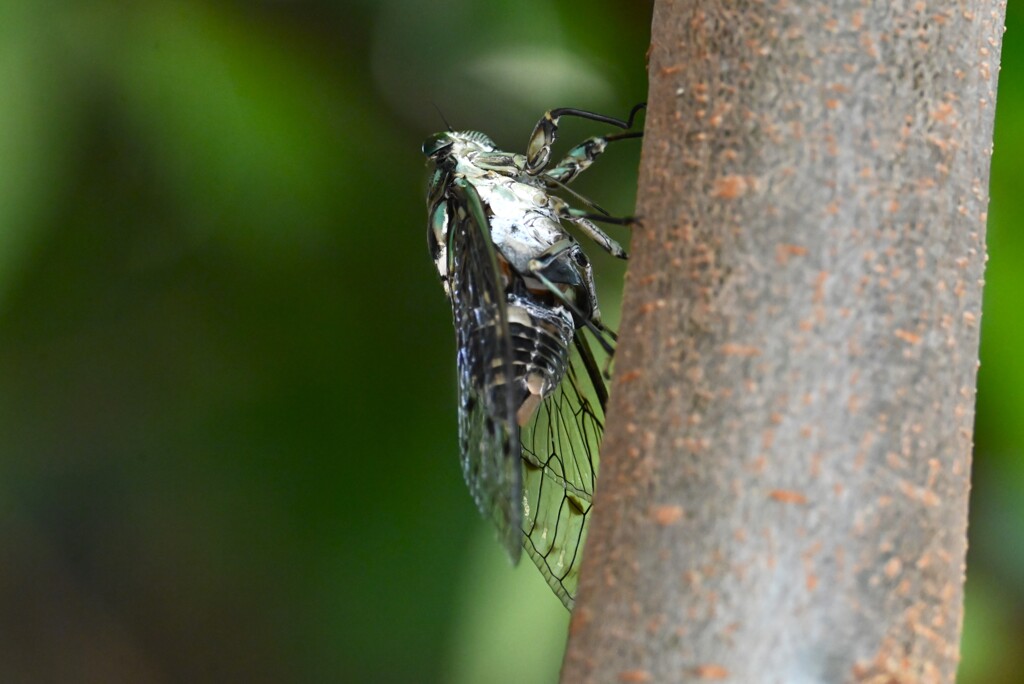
0 1 1018 682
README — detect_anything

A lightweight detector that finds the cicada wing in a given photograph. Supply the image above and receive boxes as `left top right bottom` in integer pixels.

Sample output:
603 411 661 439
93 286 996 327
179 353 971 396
448 179 523 563
520 333 607 609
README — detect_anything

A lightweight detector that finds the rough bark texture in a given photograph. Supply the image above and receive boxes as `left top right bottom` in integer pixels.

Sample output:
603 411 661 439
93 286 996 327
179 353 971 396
562 1 1004 683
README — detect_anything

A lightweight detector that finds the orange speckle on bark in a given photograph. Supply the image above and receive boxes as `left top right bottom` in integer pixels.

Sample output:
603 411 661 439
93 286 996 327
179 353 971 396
770 490 808 504
694 664 729 679
569 605 592 635
721 343 762 357
711 175 750 199
776 243 808 264
651 505 685 526
813 271 829 305
894 329 922 344
932 102 955 123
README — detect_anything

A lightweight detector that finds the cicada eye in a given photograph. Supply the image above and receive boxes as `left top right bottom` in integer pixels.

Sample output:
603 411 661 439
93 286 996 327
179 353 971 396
422 133 454 158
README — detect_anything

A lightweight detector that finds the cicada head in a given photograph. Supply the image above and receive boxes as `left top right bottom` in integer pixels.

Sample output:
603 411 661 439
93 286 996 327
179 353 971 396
422 132 455 160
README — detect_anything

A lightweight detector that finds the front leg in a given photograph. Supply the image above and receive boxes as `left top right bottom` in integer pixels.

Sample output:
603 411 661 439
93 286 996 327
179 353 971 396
525 103 646 176
544 130 643 185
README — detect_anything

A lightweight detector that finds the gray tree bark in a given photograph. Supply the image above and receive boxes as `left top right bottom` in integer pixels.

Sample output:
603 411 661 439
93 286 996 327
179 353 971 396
562 1 1005 683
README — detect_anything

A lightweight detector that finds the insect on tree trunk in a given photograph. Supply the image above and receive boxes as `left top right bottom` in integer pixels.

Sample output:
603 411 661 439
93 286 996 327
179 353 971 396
562 1 1005 682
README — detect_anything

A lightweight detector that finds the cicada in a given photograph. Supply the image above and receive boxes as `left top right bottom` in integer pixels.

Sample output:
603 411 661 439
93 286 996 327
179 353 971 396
422 105 643 609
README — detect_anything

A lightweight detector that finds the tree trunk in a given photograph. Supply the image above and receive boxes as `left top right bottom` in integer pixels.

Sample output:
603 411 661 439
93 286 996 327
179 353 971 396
562 1 1005 682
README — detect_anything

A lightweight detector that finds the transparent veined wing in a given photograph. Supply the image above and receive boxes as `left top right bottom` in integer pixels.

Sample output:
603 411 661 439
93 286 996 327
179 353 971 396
520 334 607 609
447 178 523 562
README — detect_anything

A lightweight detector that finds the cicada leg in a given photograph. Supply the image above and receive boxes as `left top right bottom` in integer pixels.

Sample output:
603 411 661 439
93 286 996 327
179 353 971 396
525 241 617 355
525 103 646 176
548 196 631 259
573 330 612 403
544 130 644 185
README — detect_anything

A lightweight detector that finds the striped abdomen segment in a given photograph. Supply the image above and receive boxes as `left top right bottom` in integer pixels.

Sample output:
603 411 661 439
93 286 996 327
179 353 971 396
505 294 574 426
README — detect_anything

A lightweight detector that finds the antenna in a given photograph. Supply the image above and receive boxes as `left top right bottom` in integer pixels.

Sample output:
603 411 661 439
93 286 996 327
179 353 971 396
430 100 454 132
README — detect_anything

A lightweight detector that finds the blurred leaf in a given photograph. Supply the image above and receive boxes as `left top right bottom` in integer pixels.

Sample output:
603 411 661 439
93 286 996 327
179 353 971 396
108 0 385 259
445 527 571 684
0 4 75 306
